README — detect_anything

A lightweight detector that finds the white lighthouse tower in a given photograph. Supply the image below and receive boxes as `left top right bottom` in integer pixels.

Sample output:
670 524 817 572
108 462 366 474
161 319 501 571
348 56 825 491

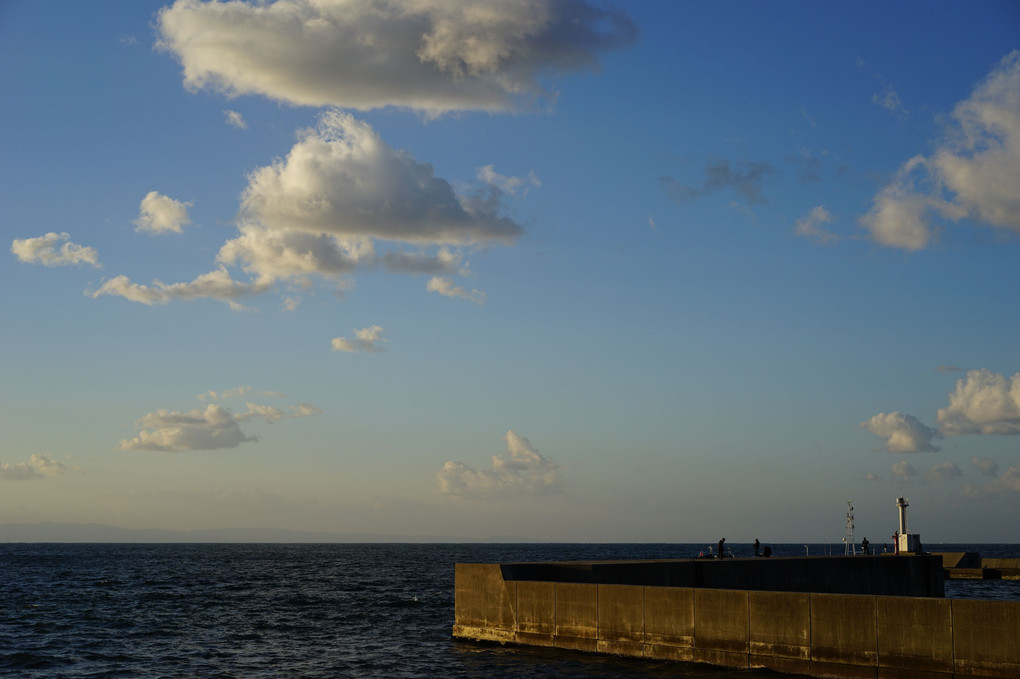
895 496 921 554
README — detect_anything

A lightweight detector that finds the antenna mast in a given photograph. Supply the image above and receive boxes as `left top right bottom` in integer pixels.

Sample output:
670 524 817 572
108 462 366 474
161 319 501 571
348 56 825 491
843 500 856 555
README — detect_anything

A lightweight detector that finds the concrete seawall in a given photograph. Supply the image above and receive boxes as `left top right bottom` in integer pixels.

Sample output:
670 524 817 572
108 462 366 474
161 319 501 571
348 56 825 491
453 559 1020 678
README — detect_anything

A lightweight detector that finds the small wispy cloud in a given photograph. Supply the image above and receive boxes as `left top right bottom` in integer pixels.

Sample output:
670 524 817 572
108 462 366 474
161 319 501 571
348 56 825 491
224 109 247 129
134 191 193 234
872 85 908 117
11 232 101 268
660 159 777 206
437 431 563 498
120 398 319 452
925 461 962 482
793 205 839 245
861 411 941 452
331 325 386 353
427 276 485 304
0 454 69 481
892 460 918 481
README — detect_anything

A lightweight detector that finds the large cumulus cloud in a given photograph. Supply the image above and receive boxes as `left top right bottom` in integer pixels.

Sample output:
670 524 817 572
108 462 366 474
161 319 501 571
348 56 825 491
217 112 522 292
937 369 1020 435
121 397 319 452
156 0 637 114
861 51 1020 250
437 430 563 497
860 411 941 453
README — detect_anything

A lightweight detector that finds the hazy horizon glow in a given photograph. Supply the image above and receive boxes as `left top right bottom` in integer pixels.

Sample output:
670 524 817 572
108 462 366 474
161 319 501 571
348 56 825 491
2 1 1019 543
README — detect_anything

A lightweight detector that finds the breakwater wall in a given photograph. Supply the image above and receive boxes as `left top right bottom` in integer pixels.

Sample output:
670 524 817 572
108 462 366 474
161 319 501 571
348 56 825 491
453 558 1020 678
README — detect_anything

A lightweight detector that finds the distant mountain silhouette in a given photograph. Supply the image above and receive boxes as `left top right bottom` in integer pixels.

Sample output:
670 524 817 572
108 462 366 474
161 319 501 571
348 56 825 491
0 522 542 543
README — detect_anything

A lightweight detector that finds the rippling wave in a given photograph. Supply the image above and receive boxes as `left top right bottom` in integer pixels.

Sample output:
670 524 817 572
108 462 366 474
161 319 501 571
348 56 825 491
0 543 1016 678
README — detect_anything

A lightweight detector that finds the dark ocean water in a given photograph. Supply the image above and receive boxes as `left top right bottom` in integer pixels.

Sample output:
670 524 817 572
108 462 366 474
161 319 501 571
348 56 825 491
1 543 1016 678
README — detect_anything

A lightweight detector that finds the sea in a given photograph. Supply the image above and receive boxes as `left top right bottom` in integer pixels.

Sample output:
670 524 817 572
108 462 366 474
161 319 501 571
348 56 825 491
1 542 1017 679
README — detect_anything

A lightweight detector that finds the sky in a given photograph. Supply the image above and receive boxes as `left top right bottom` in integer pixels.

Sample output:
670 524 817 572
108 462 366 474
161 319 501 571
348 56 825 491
2 1 1019 543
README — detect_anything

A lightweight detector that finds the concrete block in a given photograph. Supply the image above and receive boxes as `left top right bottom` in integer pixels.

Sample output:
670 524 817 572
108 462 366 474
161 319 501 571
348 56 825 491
952 599 1020 679
646 643 695 662
598 584 644 643
693 648 749 669
554 636 598 653
454 564 516 632
810 593 878 667
516 581 554 636
749 590 810 660
877 668 952 679
644 586 694 648
554 582 597 640
876 596 953 673
694 588 749 654
809 659 878 679
751 654 811 676
516 631 556 647
597 639 647 657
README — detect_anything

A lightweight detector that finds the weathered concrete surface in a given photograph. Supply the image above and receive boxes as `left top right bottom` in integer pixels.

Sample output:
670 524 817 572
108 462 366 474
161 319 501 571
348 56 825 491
643 585 694 662
935 551 980 568
952 599 1020 679
452 563 516 643
749 590 810 676
693 589 749 668
810 592 878 668
454 560 1020 678
554 583 597 652
877 596 953 675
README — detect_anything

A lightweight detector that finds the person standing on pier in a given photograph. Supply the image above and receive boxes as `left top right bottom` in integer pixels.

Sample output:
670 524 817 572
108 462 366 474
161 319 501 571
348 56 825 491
717 538 725 558
754 538 760 557
862 537 870 554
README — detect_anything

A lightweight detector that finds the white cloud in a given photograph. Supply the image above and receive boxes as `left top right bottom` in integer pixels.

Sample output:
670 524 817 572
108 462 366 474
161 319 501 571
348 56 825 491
331 325 386 353
134 191 193 234
925 461 962 482
437 430 563 497
793 205 838 244
11 232 101 268
198 386 252 401
476 165 540 196
861 411 941 452
224 109 247 129
0 454 67 481
936 369 1020 435
381 247 466 275
88 268 271 310
239 111 524 245
861 51 1020 249
427 276 485 304
120 399 319 452
892 460 918 481
872 85 907 116
215 113 522 302
660 159 776 206
982 466 1020 494
156 0 636 114
217 225 373 285
972 455 999 477
865 472 881 481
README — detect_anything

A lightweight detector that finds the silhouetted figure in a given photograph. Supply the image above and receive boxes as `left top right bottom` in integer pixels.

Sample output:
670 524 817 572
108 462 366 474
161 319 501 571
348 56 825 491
754 538 760 557
717 538 725 559
862 537 870 555
762 545 771 558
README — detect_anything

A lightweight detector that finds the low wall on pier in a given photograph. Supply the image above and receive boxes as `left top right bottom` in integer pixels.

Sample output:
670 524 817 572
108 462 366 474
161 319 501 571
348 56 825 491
453 558 1020 679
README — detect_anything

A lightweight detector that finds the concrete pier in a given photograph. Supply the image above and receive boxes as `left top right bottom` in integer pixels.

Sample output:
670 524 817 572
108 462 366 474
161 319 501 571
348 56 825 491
453 556 1020 678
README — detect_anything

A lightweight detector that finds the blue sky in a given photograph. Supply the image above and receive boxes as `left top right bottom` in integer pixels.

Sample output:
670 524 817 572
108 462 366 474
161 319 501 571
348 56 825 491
2 1 1019 542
